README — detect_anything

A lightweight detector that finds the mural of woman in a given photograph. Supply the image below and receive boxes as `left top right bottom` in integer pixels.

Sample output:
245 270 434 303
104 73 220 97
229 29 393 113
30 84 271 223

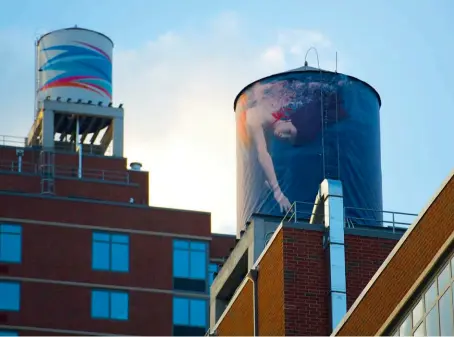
237 77 348 214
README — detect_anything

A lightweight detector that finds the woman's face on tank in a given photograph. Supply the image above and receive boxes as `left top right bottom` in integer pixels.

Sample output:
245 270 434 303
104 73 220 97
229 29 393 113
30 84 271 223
274 120 297 142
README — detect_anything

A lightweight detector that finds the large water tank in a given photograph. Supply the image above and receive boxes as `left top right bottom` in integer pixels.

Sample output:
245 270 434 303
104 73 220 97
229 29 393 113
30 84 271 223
36 27 113 107
235 66 383 235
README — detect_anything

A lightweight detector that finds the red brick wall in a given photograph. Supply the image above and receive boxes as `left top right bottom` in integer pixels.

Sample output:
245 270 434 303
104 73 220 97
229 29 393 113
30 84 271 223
0 193 211 237
210 234 236 261
0 146 127 171
3 282 172 336
0 146 149 204
344 234 398 309
282 227 400 335
0 194 211 335
0 224 174 290
283 228 330 336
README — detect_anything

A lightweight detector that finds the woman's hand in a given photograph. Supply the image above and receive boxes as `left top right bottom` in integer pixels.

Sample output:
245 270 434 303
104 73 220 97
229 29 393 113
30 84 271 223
274 189 292 213
266 181 292 213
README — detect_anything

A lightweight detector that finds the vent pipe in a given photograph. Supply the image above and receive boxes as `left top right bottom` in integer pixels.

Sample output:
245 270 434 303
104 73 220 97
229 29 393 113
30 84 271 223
16 149 24 173
318 179 347 332
130 162 142 171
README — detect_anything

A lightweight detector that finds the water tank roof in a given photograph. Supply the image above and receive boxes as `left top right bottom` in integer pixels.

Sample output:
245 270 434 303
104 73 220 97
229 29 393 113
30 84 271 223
37 27 114 47
234 64 381 108
284 65 323 72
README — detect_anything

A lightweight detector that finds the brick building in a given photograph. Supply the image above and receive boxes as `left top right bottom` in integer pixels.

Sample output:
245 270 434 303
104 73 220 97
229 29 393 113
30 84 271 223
209 179 420 336
0 98 236 336
333 169 454 336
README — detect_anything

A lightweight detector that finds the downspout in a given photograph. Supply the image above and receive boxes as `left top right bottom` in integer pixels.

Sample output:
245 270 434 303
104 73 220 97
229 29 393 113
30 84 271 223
248 268 259 336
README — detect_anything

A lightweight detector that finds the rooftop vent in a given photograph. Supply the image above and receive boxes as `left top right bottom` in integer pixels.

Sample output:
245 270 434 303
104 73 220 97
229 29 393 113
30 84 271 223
129 162 142 171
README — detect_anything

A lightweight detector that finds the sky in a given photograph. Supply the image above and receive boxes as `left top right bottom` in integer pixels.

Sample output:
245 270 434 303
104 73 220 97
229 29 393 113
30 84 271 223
0 0 453 234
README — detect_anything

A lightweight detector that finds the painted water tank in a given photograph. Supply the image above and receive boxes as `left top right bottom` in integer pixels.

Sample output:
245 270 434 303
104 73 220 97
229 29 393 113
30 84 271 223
36 27 113 106
235 66 383 235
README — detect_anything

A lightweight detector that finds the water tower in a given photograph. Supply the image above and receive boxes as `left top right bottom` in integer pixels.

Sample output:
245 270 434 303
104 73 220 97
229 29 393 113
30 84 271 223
235 62 383 236
27 27 124 159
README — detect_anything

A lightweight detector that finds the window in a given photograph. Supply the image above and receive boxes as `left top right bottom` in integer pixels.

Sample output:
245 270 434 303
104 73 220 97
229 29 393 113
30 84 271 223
173 297 207 336
173 240 208 292
92 232 129 272
0 282 20 311
91 289 128 320
209 263 219 287
0 224 21 263
0 332 18 336
390 254 454 336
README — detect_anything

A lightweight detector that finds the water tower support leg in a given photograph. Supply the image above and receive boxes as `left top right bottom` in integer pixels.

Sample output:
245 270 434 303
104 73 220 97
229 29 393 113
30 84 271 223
112 116 124 157
42 109 54 149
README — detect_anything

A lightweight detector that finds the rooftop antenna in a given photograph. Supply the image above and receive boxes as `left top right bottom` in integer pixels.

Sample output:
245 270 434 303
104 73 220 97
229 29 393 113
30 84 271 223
335 52 338 73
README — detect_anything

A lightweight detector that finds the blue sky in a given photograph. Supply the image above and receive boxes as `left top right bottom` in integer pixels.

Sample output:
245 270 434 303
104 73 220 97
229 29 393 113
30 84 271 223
1 0 453 233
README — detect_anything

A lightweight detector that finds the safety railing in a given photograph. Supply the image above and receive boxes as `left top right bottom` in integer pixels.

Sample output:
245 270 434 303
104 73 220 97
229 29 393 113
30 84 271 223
0 160 37 174
0 133 114 157
0 159 130 184
54 165 129 183
53 142 114 157
281 201 418 232
344 207 418 233
0 135 27 148
282 200 324 224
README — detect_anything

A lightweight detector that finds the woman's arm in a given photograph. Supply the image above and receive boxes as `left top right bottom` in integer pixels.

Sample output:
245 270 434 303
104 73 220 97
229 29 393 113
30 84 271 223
247 110 291 212
250 125 280 191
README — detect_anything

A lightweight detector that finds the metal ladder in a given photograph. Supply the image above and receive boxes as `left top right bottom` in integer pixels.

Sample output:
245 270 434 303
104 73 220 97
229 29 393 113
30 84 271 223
320 83 340 181
39 149 55 195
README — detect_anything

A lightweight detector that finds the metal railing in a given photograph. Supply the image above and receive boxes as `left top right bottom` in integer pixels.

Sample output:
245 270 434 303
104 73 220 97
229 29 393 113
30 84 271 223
281 201 418 232
54 165 129 183
282 201 323 223
0 160 37 174
0 135 27 148
0 133 114 157
344 206 418 232
0 159 130 184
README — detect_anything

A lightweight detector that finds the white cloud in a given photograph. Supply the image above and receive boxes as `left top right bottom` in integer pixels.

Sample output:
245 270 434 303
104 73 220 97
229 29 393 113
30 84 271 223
113 14 341 234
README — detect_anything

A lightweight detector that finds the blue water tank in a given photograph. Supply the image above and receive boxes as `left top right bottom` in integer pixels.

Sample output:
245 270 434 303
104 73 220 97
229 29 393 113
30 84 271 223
235 66 383 234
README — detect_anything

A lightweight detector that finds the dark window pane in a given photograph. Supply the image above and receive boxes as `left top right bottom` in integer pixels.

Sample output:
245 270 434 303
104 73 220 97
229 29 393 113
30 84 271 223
111 292 128 320
173 278 206 292
173 325 206 336
92 241 110 270
190 299 207 327
190 251 206 279
91 290 109 318
173 297 189 325
174 250 189 278
0 282 20 311
111 243 129 272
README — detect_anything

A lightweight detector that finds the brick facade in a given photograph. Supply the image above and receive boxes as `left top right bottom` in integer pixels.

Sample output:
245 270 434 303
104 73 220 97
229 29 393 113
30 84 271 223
0 146 235 335
217 281 254 336
214 225 402 336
